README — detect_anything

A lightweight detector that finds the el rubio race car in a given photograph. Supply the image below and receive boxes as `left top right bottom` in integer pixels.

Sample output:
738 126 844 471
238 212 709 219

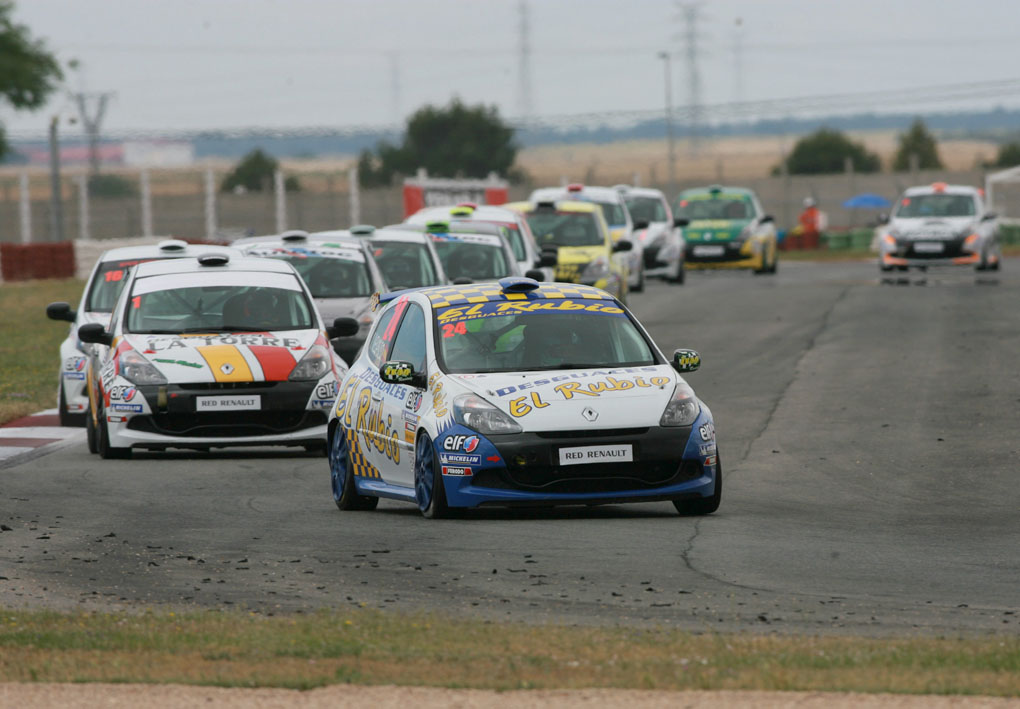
327 277 719 518
77 253 352 458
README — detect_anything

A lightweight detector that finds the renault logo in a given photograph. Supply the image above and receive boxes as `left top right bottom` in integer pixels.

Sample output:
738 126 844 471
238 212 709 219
220 363 234 375
581 407 598 422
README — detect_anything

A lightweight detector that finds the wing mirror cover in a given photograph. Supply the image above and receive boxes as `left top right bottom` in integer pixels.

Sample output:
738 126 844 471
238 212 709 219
379 360 427 388
328 316 360 338
537 247 559 268
77 322 113 347
672 348 701 373
46 301 76 322
612 239 633 253
673 217 690 228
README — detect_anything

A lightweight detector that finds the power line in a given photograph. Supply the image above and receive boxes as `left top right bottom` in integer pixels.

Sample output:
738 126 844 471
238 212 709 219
676 2 706 156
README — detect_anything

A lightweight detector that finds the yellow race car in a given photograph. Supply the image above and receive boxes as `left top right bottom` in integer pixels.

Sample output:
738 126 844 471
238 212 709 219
504 200 632 301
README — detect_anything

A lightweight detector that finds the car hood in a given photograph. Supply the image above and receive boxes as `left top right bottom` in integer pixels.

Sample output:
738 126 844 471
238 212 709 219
447 364 680 431
890 217 976 239
121 329 328 383
315 296 373 325
684 218 751 242
638 222 672 246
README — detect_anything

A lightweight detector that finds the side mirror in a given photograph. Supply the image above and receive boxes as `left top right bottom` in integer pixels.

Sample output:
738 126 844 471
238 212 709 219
327 316 360 338
538 246 558 268
671 348 701 373
632 219 649 230
379 360 426 389
877 213 889 225
524 269 546 281
673 217 690 228
46 301 76 322
452 276 474 285
759 215 775 224
612 239 633 253
982 212 997 221
77 322 113 347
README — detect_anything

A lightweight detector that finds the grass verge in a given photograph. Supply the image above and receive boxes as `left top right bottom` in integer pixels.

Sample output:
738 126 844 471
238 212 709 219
0 608 1017 694
0 278 85 424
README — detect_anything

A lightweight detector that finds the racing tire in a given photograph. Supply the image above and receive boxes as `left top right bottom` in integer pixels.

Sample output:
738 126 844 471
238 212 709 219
769 255 779 274
879 262 895 273
631 266 645 293
415 431 451 519
667 259 685 285
987 256 1000 272
753 252 770 275
673 453 721 516
329 427 378 511
97 408 131 460
85 405 98 455
58 386 85 428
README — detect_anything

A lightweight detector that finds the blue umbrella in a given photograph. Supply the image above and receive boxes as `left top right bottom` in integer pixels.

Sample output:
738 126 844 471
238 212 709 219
842 193 891 209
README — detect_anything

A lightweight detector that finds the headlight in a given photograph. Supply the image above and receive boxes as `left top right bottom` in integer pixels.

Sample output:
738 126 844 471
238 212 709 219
289 344 332 381
119 349 167 386
659 382 700 427
580 255 610 283
453 394 522 435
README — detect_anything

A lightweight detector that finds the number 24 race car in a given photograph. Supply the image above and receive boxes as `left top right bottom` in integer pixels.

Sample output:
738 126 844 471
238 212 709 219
326 277 719 518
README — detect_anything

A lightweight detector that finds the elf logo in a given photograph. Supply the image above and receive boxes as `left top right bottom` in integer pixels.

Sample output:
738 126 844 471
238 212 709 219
442 434 480 452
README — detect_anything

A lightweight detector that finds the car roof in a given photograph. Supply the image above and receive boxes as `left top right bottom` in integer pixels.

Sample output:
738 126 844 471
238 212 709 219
428 231 505 248
133 254 297 278
404 280 616 310
369 228 433 244
531 185 625 203
621 187 667 200
98 239 239 262
902 183 979 197
678 185 755 198
506 199 599 214
409 204 524 224
239 239 365 258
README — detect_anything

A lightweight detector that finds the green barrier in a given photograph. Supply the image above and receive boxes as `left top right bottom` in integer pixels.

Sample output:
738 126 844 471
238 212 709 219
1000 224 1020 246
849 229 874 251
823 232 851 250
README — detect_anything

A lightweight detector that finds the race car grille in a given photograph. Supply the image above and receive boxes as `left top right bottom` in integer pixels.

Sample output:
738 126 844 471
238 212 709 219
178 382 280 390
127 410 327 437
474 459 703 495
898 238 966 259
535 427 648 440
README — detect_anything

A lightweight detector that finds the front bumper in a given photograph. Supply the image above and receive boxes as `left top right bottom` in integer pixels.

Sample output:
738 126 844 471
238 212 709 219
439 416 717 508
685 242 763 270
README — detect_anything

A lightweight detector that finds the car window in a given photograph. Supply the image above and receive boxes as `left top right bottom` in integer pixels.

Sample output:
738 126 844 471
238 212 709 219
366 301 404 366
371 241 439 288
523 211 603 248
625 196 669 223
387 303 427 372
894 194 976 218
595 201 628 227
86 258 158 312
432 241 511 281
245 247 372 297
674 195 756 220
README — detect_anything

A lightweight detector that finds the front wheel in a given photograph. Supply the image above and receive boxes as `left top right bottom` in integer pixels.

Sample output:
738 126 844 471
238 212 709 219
85 405 98 454
329 427 378 511
674 452 721 516
415 432 450 519
668 257 685 285
97 408 131 460
58 386 84 427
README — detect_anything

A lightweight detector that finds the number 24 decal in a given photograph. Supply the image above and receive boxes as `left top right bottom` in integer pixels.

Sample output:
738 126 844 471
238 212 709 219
441 322 468 338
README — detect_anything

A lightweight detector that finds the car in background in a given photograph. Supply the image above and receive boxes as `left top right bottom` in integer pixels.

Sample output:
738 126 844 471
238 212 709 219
673 185 777 275
406 203 551 280
45 239 242 427
395 221 525 284
76 253 353 459
326 277 719 517
530 184 645 292
505 199 631 301
235 230 388 364
616 185 685 284
877 182 1001 272
365 227 448 290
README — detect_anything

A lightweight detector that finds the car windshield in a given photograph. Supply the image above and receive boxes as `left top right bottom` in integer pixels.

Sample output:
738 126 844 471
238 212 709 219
86 258 158 312
493 223 527 261
371 240 441 288
247 247 372 297
524 211 603 247
674 195 756 220
435 299 657 373
625 196 669 223
593 201 628 226
432 239 511 282
125 272 315 334
895 194 976 218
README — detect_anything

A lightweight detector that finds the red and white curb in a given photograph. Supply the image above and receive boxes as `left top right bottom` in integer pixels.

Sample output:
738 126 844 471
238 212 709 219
0 409 84 468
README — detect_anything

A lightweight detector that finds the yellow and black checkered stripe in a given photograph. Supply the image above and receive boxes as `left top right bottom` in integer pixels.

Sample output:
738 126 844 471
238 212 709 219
345 428 382 479
426 282 612 308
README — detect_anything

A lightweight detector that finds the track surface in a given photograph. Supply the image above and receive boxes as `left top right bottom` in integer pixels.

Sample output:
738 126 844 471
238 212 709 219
2 260 1018 635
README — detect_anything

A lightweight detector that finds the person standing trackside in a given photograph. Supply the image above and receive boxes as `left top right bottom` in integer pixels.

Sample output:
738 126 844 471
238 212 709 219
797 197 825 250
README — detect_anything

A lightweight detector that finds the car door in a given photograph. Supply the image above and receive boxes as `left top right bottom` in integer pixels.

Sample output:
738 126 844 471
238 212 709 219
382 301 429 488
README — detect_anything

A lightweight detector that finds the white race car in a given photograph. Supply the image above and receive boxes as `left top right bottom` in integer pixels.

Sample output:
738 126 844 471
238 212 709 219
617 185 686 284
46 239 242 426
77 253 352 458
326 277 719 518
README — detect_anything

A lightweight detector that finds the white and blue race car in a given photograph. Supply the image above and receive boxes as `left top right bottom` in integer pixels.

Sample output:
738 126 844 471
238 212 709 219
326 277 719 517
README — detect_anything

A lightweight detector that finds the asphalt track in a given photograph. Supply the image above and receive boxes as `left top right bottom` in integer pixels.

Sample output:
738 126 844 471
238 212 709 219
2 259 1018 635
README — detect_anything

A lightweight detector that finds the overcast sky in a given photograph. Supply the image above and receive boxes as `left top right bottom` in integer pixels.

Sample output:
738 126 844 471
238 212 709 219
5 0 1020 137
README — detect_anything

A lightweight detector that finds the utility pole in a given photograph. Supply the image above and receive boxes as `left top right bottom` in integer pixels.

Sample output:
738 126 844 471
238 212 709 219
517 0 534 119
657 52 676 196
48 115 65 242
72 91 114 176
732 17 744 107
676 2 705 156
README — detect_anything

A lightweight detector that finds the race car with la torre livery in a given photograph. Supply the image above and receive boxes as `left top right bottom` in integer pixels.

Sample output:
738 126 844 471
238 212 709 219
326 277 719 517
77 253 352 458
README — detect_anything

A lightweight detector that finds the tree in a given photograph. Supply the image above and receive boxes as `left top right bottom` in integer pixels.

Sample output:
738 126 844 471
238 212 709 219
893 118 943 171
0 1 63 160
359 98 517 187
989 141 1020 168
777 128 881 175
221 149 299 193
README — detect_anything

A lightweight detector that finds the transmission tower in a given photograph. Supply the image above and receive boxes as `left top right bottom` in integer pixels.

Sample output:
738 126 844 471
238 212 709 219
72 91 114 176
676 2 705 156
387 51 401 120
517 0 534 119
733 17 744 107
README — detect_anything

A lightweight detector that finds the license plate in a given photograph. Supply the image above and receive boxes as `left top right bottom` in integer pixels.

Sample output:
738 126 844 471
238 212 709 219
913 241 944 254
692 245 724 257
559 444 634 466
196 395 261 411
